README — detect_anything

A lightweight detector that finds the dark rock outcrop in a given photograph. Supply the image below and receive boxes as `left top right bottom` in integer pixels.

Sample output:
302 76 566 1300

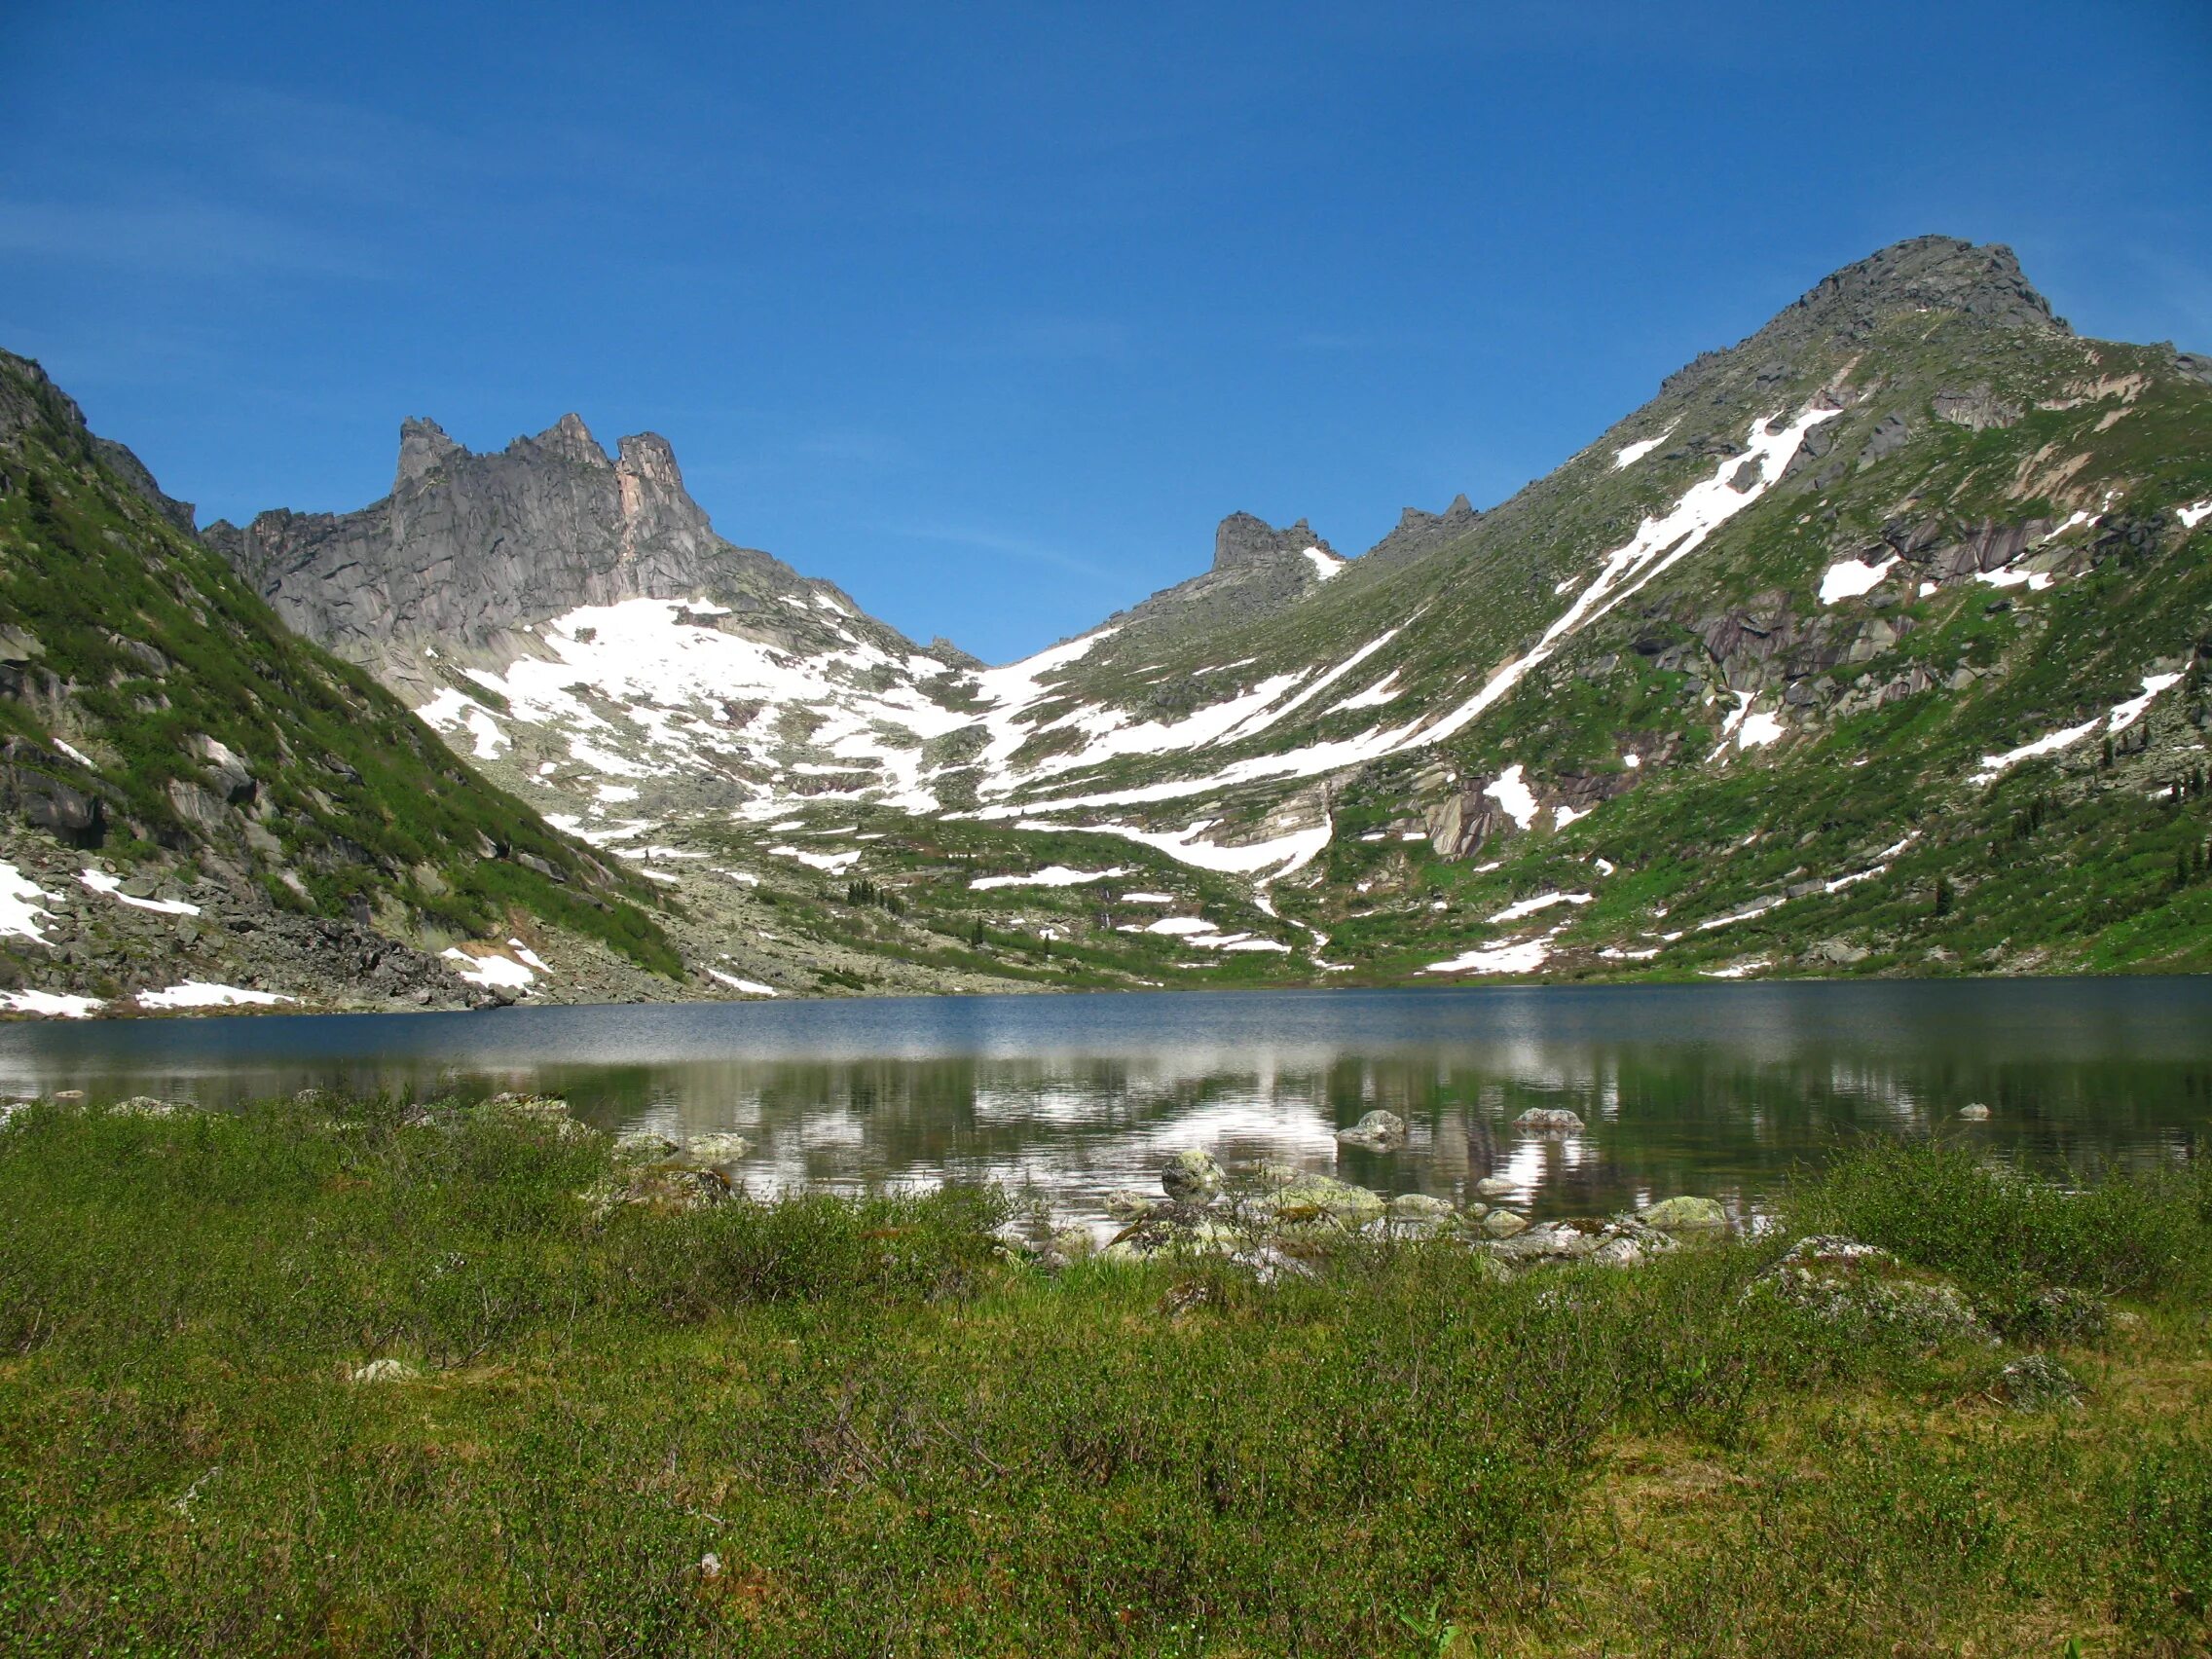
1363 494 1481 569
205 415 830 668
1097 512 1346 650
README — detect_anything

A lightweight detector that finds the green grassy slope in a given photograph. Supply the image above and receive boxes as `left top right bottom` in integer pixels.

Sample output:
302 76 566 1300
967 240 2212 980
0 350 682 987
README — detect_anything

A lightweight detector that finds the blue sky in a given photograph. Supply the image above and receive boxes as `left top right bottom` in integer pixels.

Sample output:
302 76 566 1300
5 2 2207 663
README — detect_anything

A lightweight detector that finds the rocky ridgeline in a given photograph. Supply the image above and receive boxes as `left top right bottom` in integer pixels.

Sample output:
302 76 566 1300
204 415 739 663
1094 512 1350 652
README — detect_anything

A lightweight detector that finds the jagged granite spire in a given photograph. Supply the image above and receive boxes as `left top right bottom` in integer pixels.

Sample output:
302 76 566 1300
205 415 804 667
1212 512 1336 571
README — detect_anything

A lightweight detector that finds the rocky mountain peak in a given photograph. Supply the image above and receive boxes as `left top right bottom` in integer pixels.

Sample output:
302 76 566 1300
510 411 611 469
1212 512 1335 573
210 410 808 668
1773 235 2070 345
614 431 682 491
1360 493 1481 570
394 417 463 489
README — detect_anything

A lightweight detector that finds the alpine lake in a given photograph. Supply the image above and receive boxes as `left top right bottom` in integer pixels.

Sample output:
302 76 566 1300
4 977 2207 1228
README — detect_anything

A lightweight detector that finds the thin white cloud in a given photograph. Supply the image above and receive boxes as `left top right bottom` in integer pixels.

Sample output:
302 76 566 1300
0 198 387 279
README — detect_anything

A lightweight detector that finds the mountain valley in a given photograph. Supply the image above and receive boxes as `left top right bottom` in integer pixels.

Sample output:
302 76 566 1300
5 235 2210 1014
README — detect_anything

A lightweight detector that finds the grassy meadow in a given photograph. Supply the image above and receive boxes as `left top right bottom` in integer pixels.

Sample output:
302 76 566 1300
0 1094 2208 1655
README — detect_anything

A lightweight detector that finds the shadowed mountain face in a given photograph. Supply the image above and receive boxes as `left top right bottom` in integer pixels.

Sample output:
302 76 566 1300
14 234 2209 1008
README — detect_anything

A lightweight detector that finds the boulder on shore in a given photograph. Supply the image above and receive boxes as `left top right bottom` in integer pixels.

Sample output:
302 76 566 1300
349 1358 422 1384
683 1132 752 1165
1250 1172 1385 1227
1386 1192 1454 1222
1748 1235 1991 1345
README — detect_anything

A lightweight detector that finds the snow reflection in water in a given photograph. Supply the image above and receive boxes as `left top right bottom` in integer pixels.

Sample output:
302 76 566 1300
1 980 2206 1224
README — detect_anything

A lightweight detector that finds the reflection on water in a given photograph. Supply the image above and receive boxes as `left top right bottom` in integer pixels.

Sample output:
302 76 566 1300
2 980 2206 1222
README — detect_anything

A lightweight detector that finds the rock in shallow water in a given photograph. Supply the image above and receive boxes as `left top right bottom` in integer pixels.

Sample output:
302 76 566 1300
1105 1187 1172 1223
1474 1175 1517 1198
1386 1192 1454 1221
1958 1103 1992 1121
1250 1172 1385 1226
1161 1148 1225 1201
1336 1109 1408 1151
1513 1108 1585 1133
1639 1195 1728 1231
683 1132 751 1164
613 1129 681 1161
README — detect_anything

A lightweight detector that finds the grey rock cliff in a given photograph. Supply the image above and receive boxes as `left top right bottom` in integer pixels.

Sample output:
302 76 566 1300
204 414 903 671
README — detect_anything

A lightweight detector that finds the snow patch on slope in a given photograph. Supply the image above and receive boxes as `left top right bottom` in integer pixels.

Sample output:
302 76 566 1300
1612 422 1677 470
1820 554 1898 605
137 981 295 1010
970 866 1131 891
0 863 55 943
1972 672 2184 782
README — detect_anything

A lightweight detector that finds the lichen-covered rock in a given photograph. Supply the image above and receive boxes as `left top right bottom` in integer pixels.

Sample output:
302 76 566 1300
1751 1235 1992 1345
1249 1172 1385 1227
1474 1175 1517 1198
1386 1192 1454 1221
1044 1226 1097 1268
481 1092 594 1139
1486 1221 1600 1265
1104 1187 1172 1223
1161 1149 1224 1202
1336 1109 1409 1151
613 1129 681 1161
349 1358 422 1384
683 1132 752 1164
111 1095 183 1118
580 1163 731 1218
1996 1353 2081 1412
1513 1108 1585 1133
2013 1284 2110 1344
1481 1209 1530 1238
1639 1195 1728 1231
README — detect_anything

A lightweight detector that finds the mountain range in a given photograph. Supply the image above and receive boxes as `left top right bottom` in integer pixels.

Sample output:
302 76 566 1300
4 234 2209 1015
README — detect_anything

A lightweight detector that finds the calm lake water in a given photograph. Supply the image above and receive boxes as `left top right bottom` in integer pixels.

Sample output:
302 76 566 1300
4 979 2207 1224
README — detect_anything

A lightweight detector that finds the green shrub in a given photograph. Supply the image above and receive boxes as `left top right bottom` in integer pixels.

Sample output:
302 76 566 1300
1788 1140 2207 1302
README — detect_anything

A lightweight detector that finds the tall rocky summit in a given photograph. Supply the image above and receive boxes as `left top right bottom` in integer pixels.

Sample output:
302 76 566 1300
204 414 808 671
